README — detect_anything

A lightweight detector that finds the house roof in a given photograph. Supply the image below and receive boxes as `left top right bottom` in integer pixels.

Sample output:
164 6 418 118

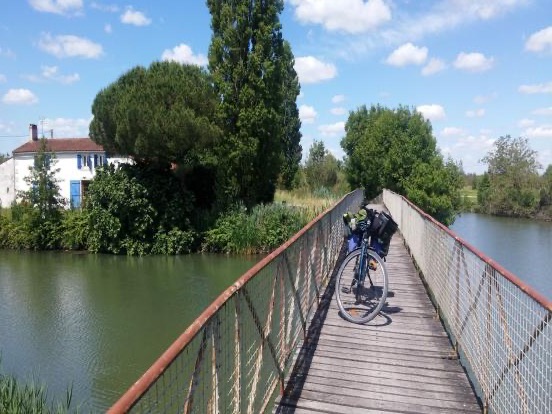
13 138 105 154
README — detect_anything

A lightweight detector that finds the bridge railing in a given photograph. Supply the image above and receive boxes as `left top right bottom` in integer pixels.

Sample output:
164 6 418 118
384 189 552 414
108 189 364 413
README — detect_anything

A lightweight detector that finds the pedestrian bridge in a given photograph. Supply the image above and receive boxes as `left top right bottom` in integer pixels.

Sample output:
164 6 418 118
108 189 551 414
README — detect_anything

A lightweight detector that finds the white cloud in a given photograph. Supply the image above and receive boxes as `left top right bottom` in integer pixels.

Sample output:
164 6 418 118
421 58 446 76
518 82 552 94
0 47 16 59
29 0 83 15
453 52 494 72
441 127 464 137
473 93 497 104
121 7 151 26
45 117 91 137
0 74 6 83
161 44 207 66
466 108 485 118
524 126 552 138
294 56 337 84
2 89 39 105
416 104 445 121
288 0 391 34
332 94 345 104
525 26 552 53
318 121 345 137
518 118 535 128
331 107 347 116
299 105 317 124
38 33 103 59
25 65 80 84
104 24 112 34
90 2 119 13
385 43 428 66
533 107 552 116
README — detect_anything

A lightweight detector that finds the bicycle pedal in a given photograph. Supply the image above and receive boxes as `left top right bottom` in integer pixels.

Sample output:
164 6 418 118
341 286 351 294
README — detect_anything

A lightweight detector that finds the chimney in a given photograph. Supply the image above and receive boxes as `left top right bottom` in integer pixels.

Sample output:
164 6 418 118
29 124 38 141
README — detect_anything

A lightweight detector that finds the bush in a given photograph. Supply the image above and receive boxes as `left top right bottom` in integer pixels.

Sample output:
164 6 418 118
203 203 313 254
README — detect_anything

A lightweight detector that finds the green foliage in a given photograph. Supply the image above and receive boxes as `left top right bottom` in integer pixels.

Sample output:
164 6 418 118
203 203 312 254
479 136 541 217
279 42 302 190
9 139 66 250
0 368 73 414
304 140 340 191
90 61 221 164
85 163 195 255
59 209 89 250
207 0 300 208
404 157 463 225
341 104 460 224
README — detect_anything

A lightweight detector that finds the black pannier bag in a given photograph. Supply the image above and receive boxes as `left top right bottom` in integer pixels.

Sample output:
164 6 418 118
368 211 398 257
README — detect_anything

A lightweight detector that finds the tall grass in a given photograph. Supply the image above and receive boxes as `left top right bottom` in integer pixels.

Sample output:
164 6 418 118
0 369 73 414
202 202 317 254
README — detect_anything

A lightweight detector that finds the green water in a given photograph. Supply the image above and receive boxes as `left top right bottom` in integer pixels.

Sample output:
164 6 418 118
0 251 260 412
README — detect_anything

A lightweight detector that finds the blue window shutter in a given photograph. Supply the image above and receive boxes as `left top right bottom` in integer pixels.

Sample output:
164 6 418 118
94 154 98 167
87 155 91 167
104 155 108 166
77 154 82 169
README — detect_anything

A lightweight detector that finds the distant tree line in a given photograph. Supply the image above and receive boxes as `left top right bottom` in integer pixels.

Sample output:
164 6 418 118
466 136 551 220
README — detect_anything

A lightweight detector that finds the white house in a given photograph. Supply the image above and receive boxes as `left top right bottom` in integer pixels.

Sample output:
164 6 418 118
0 124 129 208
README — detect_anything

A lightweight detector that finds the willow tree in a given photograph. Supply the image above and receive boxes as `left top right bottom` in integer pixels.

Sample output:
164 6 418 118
207 0 301 207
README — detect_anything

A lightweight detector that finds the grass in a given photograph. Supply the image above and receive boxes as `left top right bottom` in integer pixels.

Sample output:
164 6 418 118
0 371 73 414
274 188 339 212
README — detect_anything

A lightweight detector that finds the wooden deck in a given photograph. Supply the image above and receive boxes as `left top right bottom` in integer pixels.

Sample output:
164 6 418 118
274 223 482 413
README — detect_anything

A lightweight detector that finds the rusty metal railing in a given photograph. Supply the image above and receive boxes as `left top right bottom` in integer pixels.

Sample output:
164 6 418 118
384 189 552 414
108 189 364 413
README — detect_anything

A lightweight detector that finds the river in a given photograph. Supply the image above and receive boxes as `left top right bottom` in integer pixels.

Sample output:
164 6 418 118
450 212 552 301
0 251 260 412
1 212 550 411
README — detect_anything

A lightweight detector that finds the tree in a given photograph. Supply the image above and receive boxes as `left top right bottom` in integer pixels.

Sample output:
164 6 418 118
207 0 300 207
0 153 9 164
341 105 437 201
304 140 339 191
404 156 462 225
89 61 220 165
480 135 541 216
17 138 65 248
279 42 302 190
86 163 195 255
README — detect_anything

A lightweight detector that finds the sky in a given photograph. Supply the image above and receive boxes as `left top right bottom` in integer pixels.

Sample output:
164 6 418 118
0 0 551 174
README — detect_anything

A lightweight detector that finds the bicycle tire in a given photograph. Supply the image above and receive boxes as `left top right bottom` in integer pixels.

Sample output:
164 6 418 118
335 248 388 324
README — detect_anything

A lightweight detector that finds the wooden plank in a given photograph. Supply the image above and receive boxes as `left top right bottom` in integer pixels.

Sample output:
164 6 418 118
274 230 482 414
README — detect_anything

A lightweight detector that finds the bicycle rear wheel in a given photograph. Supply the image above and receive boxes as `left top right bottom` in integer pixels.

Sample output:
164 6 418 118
335 248 388 324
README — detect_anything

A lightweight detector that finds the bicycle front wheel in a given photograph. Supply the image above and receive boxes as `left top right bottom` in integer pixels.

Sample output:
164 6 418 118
335 248 388 324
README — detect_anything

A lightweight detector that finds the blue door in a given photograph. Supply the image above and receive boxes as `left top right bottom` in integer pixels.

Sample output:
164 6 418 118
70 180 81 208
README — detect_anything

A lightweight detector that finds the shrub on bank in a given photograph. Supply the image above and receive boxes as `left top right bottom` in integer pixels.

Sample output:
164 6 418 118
202 203 314 254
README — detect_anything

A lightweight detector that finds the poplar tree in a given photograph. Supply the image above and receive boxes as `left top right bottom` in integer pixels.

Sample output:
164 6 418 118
207 0 301 207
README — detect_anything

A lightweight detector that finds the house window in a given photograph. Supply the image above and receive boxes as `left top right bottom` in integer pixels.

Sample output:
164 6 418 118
83 155 89 167
77 154 82 169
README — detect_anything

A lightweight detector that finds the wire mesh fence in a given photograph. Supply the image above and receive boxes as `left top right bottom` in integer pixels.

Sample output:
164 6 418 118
384 189 552 414
108 189 364 414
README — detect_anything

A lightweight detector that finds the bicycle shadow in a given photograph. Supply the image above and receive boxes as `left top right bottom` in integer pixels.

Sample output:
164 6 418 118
337 289 403 327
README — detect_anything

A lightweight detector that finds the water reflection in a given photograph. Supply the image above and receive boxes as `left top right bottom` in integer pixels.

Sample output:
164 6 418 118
0 251 260 411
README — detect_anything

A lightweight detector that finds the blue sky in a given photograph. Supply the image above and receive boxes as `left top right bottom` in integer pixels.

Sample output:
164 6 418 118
1 0 551 174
